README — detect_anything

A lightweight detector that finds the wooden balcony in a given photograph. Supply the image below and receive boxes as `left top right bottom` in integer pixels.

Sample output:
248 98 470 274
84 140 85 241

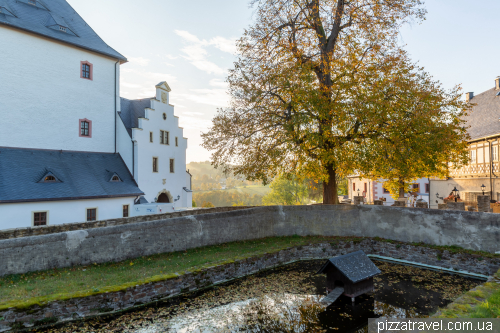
449 162 500 177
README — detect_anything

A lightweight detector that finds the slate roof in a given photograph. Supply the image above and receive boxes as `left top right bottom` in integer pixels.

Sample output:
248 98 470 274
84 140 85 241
119 98 152 137
0 147 143 203
464 88 500 141
317 250 381 283
0 0 126 61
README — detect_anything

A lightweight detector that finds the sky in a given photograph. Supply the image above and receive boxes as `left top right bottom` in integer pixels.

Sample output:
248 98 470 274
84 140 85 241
68 0 500 163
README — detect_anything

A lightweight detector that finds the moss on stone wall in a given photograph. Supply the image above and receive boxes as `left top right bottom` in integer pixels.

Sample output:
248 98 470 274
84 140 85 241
433 268 500 318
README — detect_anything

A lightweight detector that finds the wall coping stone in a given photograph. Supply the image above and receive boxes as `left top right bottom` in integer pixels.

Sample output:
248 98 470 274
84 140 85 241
0 206 255 240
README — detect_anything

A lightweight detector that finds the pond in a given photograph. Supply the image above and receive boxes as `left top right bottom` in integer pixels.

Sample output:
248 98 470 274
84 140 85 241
32 260 483 333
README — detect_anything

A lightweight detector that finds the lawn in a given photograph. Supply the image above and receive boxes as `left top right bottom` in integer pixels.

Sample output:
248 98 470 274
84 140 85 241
0 235 337 310
234 185 271 196
1 235 498 313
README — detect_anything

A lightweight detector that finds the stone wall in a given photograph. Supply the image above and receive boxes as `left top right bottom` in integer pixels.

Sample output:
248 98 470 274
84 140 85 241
1 205 500 277
0 206 254 240
1 239 499 331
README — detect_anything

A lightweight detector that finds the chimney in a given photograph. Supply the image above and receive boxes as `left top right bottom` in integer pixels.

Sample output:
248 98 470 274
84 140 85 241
496 77 500 90
466 92 474 102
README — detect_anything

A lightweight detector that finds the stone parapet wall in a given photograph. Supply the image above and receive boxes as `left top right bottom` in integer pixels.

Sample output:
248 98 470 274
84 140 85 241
1 205 500 278
0 206 255 240
477 195 490 213
1 239 498 331
446 202 465 211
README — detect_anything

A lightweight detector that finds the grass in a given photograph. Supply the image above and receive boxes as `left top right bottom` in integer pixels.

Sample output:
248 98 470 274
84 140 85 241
435 270 500 318
234 185 271 196
1 235 498 313
193 185 271 196
0 235 338 311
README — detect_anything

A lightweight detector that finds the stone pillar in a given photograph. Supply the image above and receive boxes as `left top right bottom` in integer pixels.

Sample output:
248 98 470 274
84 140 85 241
353 196 364 205
373 200 383 206
438 203 447 210
477 195 490 213
446 201 465 211
416 201 428 209
393 200 406 207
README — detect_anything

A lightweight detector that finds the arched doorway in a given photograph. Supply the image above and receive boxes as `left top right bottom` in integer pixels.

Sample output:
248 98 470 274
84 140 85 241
157 193 170 203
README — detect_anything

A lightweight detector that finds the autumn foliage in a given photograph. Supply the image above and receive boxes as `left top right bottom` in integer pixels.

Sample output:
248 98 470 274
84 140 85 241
202 0 468 204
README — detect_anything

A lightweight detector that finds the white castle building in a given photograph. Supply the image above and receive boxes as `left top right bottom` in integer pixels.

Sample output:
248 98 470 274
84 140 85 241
0 0 192 229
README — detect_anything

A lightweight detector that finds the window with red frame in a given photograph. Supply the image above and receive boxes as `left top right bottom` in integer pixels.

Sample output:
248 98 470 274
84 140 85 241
123 205 129 218
425 183 430 193
34 212 47 226
412 183 420 192
81 121 89 136
82 64 91 79
353 183 356 192
383 186 390 194
81 61 93 80
87 208 97 221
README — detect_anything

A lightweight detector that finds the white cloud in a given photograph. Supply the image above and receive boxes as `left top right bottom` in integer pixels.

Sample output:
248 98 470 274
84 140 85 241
164 54 179 60
120 68 177 99
122 68 177 83
209 36 237 54
180 44 226 75
182 111 205 116
178 115 213 131
171 104 186 109
121 82 143 89
178 88 229 107
127 56 150 67
175 30 201 43
175 30 237 75
209 78 228 88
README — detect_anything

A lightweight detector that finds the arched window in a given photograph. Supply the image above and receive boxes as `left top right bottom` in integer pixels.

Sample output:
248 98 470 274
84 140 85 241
44 175 56 182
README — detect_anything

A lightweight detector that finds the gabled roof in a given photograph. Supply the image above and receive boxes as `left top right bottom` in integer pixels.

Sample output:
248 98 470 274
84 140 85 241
317 250 381 283
119 97 152 137
0 0 126 61
156 81 172 92
464 88 500 141
0 147 143 203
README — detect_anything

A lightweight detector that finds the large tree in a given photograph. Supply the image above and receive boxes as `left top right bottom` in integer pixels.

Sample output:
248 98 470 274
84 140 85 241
358 67 470 199
202 0 463 204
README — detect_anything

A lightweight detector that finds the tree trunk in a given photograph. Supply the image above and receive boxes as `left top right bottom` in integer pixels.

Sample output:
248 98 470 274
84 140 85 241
398 179 405 199
323 165 339 204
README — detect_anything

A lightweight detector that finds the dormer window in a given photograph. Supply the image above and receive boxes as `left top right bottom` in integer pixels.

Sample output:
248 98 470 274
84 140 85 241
59 26 67 32
0 6 16 16
39 172 61 183
44 175 56 182
109 173 122 182
28 0 36 5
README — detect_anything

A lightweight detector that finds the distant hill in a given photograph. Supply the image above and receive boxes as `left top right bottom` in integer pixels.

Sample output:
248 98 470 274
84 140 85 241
187 161 269 207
